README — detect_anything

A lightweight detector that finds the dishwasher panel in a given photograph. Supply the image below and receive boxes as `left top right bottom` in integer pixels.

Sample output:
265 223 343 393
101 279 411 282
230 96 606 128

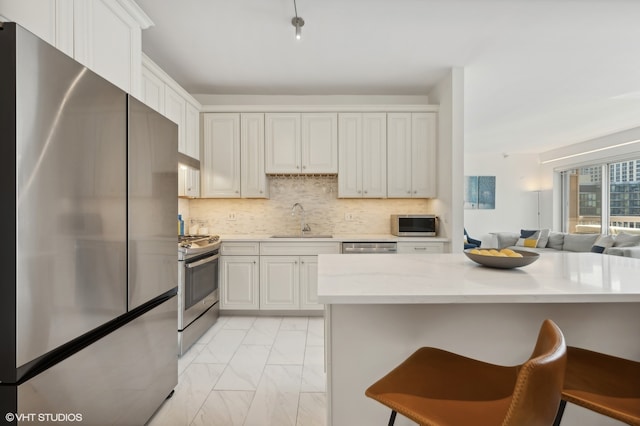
341 242 397 254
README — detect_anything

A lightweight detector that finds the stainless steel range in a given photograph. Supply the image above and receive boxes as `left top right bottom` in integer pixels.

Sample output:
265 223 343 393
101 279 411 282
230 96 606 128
178 234 221 355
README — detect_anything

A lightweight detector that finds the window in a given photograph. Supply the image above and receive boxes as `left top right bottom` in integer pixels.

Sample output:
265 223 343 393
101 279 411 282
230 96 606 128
562 158 640 235
563 167 602 234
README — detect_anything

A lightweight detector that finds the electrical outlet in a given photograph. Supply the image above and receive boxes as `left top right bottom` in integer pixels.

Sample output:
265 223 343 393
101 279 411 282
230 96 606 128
345 213 354 221
227 212 237 221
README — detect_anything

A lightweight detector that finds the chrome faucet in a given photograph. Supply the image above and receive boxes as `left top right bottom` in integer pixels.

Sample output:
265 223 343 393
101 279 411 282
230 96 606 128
291 203 311 236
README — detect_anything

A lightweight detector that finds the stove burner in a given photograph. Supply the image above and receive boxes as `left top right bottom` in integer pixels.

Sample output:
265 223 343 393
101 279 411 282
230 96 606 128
179 234 211 242
178 234 220 249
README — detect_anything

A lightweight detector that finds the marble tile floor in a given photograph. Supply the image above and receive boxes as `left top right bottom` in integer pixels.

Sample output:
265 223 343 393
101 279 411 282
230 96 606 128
147 316 326 426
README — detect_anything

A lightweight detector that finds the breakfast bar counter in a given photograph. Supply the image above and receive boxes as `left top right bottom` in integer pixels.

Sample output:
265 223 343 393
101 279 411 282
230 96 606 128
317 252 640 426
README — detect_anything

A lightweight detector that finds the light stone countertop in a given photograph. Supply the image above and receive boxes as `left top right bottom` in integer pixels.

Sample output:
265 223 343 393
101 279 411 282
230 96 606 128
218 234 449 242
317 251 640 304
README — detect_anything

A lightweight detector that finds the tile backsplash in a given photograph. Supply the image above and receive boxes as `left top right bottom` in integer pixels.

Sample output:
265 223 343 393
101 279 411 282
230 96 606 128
183 176 434 235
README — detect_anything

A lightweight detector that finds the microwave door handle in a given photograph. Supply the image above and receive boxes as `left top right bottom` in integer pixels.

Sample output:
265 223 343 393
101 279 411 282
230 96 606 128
185 255 219 269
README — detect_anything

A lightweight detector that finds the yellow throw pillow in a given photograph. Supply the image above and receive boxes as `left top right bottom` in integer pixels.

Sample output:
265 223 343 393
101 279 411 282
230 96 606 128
516 230 540 248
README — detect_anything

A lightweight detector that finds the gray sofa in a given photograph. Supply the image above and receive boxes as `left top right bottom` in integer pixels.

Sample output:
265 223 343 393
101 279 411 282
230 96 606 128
491 231 640 258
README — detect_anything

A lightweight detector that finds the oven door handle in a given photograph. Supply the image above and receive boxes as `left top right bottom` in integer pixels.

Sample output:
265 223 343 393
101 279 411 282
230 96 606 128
185 254 219 269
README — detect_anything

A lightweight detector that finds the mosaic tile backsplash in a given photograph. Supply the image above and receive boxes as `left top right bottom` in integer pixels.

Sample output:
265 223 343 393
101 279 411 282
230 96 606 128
185 176 434 235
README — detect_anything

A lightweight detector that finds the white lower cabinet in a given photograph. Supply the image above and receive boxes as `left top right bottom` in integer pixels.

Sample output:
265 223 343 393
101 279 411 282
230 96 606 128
220 242 260 310
220 241 339 311
260 256 300 310
259 255 324 311
220 256 259 310
397 241 444 253
299 256 322 310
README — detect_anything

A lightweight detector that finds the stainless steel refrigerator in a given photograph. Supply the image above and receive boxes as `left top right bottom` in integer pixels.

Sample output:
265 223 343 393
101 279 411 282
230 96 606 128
0 22 178 424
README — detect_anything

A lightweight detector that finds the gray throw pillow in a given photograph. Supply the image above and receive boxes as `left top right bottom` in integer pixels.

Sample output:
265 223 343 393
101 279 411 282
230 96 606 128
546 232 565 250
537 228 550 248
496 232 519 249
563 234 600 252
613 232 640 248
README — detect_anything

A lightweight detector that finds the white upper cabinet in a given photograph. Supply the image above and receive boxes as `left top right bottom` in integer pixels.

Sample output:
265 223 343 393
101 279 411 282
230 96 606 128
241 113 268 198
164 85 187 153
178 165 199 198
387 112 436 198
0 0 151 96
265 113 301 173
140 65 165 113
73 0 145 95
141 55 201 160
202 113 241 198
301 113 338 173
265 113 337 174
201 113 268 199
338 113 386 198
411 112 437 197
185 103 200 159
0 0 62 50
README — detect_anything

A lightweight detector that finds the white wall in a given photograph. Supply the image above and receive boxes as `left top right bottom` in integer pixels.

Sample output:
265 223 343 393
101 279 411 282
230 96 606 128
464 152 549 238
428 68 465 252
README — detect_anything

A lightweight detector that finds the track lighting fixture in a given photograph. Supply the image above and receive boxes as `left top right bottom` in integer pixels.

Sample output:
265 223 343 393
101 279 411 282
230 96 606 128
292 0 304 40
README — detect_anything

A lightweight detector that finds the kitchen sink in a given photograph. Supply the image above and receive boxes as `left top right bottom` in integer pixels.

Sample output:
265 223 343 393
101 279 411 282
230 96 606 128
270 234 333 239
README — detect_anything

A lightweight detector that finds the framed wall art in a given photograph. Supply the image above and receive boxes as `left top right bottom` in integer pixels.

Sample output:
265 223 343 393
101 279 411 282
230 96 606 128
464 176 496 209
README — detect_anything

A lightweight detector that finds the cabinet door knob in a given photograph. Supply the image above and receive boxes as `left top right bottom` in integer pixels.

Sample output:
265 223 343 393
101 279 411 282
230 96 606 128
413 190 417 194
296 165 300 169
407 191 411 194
235 190 239 194
259 190 263 194
364 190 368 194
302 165 306 169
301 261 305 264
253 261 256 264
357 190 361 194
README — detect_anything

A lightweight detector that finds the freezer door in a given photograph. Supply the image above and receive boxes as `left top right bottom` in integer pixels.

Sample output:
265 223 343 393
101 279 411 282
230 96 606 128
127 96 179 310
16 294 178 425
13 24 128 368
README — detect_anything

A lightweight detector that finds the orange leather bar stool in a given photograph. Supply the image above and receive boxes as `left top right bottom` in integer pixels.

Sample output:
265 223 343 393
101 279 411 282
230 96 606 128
552 346 640 426
365 319 567 426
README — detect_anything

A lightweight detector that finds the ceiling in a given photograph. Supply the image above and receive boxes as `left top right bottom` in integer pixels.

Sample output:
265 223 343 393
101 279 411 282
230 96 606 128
136 0 640 154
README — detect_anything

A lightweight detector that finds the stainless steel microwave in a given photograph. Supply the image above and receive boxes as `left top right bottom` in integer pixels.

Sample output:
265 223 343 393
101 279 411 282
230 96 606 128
390 214 438 237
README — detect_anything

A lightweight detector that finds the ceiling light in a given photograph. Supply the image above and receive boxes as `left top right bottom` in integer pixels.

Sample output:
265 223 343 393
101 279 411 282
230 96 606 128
540 139 640 164
292 0 304 40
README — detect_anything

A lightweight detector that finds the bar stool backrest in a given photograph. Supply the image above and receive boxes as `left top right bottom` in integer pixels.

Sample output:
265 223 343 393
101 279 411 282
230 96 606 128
502 319 567 426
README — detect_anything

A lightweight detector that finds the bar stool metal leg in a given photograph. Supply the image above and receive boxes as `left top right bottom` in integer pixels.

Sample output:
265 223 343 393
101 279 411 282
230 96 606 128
552 400 567 426
388 410 397 426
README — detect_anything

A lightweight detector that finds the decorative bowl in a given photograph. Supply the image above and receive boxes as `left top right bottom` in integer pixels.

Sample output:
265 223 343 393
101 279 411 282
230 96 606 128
464 248 540 269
